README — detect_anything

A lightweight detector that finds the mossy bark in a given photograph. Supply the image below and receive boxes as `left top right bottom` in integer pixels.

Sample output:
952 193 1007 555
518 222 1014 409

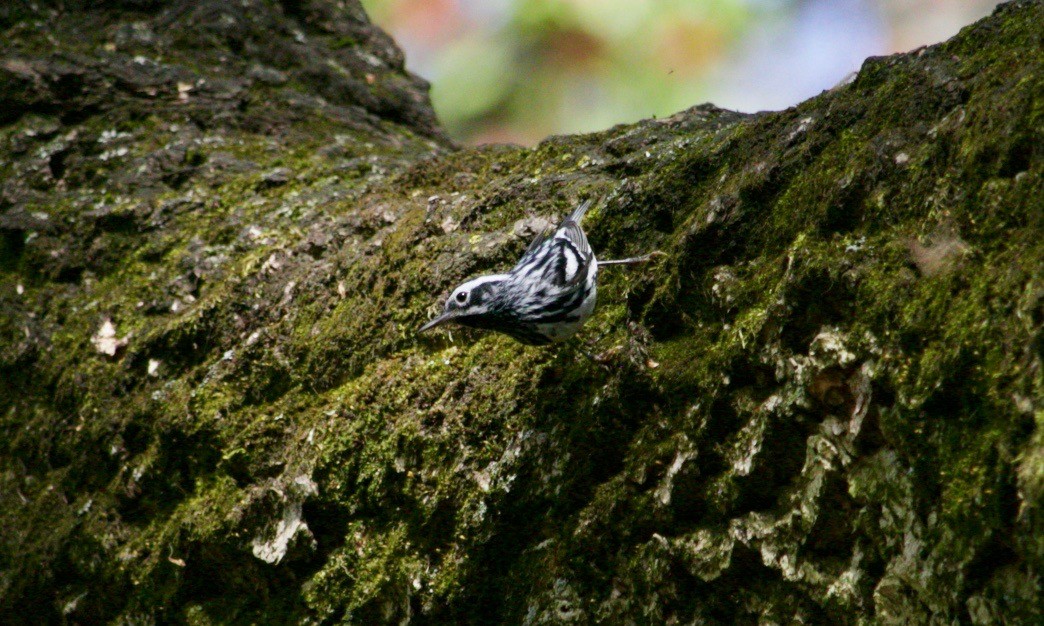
1 1 1041 624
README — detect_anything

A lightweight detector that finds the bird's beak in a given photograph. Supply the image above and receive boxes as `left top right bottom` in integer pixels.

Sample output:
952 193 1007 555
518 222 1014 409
418 311 455 333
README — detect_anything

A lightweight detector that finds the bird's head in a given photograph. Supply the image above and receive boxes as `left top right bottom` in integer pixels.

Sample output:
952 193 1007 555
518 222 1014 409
418 274 510 333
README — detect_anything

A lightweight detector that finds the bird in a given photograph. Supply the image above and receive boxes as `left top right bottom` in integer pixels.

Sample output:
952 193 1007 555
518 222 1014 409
419 199 660 345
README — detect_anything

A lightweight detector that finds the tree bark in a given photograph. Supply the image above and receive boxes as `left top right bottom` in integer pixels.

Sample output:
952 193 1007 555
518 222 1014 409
1 1 1041 623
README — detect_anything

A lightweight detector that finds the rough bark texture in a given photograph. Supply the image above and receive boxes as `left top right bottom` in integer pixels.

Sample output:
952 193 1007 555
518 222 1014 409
1 1 1042 624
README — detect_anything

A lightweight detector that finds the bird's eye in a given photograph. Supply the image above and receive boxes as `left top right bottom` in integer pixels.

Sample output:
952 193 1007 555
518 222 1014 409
455 290 468 304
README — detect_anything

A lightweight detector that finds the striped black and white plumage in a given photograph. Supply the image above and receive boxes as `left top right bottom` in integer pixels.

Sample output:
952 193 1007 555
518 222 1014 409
420 200 652 345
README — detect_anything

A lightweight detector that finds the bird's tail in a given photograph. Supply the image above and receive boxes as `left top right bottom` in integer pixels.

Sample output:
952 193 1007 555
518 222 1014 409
569 199 594 225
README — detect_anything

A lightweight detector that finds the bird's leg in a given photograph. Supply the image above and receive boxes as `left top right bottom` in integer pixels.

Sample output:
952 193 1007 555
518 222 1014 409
598 250 666 266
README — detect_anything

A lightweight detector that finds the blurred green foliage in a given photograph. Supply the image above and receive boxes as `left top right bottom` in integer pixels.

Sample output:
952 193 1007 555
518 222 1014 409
362 0 754 144
362 0 1001 144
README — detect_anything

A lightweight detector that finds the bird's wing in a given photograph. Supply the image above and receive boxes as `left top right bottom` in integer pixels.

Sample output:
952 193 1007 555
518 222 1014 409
556 219 591 259
553 237 591 287
513 200 595 287
554 201 595 287
556 199 593 260
568 198 594 224
518 199 593 261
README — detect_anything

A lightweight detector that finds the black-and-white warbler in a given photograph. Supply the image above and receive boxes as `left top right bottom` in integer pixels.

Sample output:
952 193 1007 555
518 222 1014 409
419 199 659 345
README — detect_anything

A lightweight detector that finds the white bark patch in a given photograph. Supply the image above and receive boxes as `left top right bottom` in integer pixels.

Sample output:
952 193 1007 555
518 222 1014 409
251 474 318 564
655 445 696 505
91 319 129 359
252 502 307 564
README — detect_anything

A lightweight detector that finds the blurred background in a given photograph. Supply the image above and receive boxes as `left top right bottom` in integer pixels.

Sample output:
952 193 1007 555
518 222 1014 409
360 0 1002 145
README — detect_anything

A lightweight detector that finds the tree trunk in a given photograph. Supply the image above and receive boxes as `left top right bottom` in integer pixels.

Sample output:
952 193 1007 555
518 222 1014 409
1 1 1041 623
